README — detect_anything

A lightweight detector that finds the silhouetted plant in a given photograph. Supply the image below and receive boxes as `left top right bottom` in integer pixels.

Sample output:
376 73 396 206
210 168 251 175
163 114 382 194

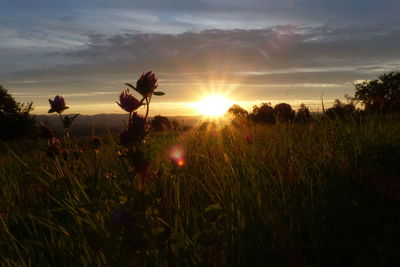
227 104 248 118
294 103 312 122
249 102 275 123
0 84 35 139
354 71 400 113
151 115 172 132
48 95 79 138
325 99 356 118
117 71 164 183
273 103 295 122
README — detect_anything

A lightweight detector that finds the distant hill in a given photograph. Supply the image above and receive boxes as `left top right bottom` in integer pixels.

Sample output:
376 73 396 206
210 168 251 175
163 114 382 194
35 114 202 136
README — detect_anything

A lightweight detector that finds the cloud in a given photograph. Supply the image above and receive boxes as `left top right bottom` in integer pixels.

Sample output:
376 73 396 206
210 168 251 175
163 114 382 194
2 22 400 114
6 23 400 77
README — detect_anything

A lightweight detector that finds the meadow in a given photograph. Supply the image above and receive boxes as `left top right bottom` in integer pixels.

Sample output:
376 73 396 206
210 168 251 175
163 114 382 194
1 113 400 266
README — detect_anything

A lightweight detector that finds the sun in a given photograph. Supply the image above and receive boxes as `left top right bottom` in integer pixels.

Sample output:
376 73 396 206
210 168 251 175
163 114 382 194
196 95 233 117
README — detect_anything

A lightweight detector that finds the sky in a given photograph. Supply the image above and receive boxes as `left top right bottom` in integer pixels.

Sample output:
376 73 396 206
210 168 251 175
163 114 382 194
1 0 399 115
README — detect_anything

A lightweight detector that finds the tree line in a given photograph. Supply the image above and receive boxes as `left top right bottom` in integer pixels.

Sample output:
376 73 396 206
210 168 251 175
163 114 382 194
1 71 400 139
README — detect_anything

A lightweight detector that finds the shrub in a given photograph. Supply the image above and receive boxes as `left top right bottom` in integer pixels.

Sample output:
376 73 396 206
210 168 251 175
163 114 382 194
273 103 295 122
227 104 248 118
294 103 312 122
249 103 275 123
0 84 35 139
151 115 172 132
354 71 400 113
325 99 356 118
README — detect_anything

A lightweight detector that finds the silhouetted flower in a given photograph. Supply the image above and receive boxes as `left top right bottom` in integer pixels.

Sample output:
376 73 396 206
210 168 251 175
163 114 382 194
128 112 147 136
48 95 69 114
92 136 101 149
50 137 61 147
136 71 158 96
39 122 54 139
46 145 60 158
119 130 133 146
119 113 148 146
116 89 142 113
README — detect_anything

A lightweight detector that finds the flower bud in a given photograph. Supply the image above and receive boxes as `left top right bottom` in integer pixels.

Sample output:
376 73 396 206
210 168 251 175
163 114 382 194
136 71 158 96
116 89 142 113
48 95 69 114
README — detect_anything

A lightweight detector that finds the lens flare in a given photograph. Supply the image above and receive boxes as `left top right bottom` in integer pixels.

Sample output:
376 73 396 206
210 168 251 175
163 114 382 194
169 145 185 167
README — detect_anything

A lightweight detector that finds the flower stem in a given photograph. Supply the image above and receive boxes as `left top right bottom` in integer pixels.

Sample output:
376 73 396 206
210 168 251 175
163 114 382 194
144 97 150 121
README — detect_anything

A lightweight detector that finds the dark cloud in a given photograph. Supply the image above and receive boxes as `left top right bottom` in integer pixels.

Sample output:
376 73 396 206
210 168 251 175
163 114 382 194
23 23 399 77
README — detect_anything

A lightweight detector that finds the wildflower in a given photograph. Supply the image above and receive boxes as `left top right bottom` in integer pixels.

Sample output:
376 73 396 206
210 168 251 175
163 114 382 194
136 71 158 96
116 89 143 113
39 122 54 139
119 130 133 146
92 136 101 149
128 112 148 137
46 145 60 159
119 113 148 146
48 95 69 114
50 137 61 147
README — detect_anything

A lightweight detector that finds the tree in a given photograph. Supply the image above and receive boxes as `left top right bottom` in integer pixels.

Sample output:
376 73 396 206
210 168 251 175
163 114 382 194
273 103 295 122
0 84 35 139
325 99 356 118
249 103 275 123
354 71 400 113
294 103 312 122
227 104 248 118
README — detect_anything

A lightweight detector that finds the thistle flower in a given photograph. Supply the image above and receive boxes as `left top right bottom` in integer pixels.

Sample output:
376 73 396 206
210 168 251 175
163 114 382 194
119 130 133 146
116 89 143 113
129 113 147 135
91 136 101 149
46 145 60 159
48 95 69 114
136 71 158 96
119 113 148 146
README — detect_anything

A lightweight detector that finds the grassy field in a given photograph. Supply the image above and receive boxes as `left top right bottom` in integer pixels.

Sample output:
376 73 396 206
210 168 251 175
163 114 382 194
1 114 400 266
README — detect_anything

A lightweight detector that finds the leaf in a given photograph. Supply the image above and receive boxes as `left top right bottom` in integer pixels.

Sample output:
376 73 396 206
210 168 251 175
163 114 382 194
70 113 79 122
125 83 146 96
62 114 79 128
124 83 136 90
153 91 165 96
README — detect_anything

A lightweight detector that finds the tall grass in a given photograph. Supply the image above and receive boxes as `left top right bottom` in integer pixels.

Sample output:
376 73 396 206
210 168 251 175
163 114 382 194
1 114 400 266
